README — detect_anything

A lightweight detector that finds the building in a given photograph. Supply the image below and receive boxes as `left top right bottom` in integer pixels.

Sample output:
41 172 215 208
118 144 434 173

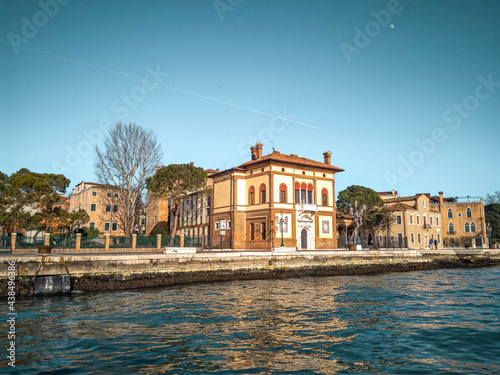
379 191 442 249
210 143 344 250
378 191 488 249
69 181 125 236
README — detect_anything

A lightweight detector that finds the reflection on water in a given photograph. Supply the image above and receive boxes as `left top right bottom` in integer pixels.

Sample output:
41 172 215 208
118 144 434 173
1 267 499 374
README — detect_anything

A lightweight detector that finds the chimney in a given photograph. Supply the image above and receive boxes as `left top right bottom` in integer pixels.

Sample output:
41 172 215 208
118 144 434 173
255 143 263 159
323 151 332 165
439 191 444 207
250 146 257 160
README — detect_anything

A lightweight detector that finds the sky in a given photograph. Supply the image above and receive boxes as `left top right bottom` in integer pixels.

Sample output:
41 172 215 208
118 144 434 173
1 0 499 200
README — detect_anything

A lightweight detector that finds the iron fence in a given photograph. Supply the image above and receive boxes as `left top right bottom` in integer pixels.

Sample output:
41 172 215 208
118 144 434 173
0 236 11 249
15 235 45 249
161 236 181 247
50 236 77 248
136 236 158 248
109 237 133 248
443 237 474 248
184 237 202 247
80 237 105 248
337 235 408 249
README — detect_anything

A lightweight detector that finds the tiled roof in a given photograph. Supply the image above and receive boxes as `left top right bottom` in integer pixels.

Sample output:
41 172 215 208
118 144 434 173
387 202 416 211
237 151 344 172
382 196 417 203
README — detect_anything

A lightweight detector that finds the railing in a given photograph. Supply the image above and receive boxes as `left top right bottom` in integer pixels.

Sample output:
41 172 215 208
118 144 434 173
295 203 317 213
136 236 157 248
0 236 11 249
80 237 105 248
423 224 431 230
161 236 181 247
109 237 133 248
184 237 202 247
15 235 44 249
50 236 77 248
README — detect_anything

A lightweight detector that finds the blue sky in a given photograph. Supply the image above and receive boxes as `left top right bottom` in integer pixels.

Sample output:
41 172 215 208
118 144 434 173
1 0 499 200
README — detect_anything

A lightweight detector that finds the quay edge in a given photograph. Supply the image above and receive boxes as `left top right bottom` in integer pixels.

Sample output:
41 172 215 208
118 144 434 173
1 249 500 297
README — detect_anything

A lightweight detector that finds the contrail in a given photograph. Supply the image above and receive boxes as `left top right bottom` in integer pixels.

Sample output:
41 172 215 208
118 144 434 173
8 43 320 129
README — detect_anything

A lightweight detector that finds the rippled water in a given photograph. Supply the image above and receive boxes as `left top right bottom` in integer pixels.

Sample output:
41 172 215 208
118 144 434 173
2 266 500 374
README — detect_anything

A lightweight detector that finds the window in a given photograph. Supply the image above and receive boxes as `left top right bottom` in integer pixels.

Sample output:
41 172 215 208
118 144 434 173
280 184 287 203
295 183 300 203
89 222 95 228
250 223 255 240
107 192 112 198
92 191 97 197
114 193 119 198
436 216 440 226
422 200 426 208
262 222 266 240
105 204 111 213
449 223 455 235
307 184 313 204
430 216 433 225
416 215 420 225
411 233 415 243
423 214 427 226
112 223 118 231
466 208 472 218
448 209 453 219
215 222 220 230
300 183 306 203
248 186 255 205
397 233 403 244
409 214 413 224
90 203 96 212
322 188 328 206
417 233 422 243
396 215 402 225
104 222 110 231
464 222 470 233
206 208 210 217
227 221 231 230
437 234 440 243
260 184 266 203
471 222 476 232
113 205 118 213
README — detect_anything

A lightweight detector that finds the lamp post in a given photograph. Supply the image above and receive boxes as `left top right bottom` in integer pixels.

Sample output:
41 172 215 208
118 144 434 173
279 210 285 247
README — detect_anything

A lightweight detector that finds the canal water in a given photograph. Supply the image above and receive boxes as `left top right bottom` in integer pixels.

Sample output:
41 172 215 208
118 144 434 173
2 266 499 374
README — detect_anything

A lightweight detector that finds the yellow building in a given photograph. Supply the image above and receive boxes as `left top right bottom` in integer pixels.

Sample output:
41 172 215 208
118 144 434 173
210 143 344 250
69 181 125 236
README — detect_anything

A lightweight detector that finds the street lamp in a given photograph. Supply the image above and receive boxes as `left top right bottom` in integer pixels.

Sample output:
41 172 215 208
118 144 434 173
279 210 285 247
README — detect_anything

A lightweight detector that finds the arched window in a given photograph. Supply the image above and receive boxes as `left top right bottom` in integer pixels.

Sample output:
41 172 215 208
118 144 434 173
464 222 470 233
248 186 255 205
260 184 266 203
307 184 313 204
422 199 426 208
466 208 472 218
471 222 476 232
449 222 455 235
295 182 300 203
447 208 453 219
280 184 287 203
300 183 306 203
321 188 328 206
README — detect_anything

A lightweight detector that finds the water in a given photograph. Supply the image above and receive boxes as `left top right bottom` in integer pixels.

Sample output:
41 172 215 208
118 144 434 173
2 266 500 374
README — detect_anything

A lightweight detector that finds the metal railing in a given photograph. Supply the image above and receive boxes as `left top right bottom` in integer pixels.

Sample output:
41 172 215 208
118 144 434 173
0 236 11 249
50 236 77 248
80 237 105 248
136 236 157 248
109 237 133 248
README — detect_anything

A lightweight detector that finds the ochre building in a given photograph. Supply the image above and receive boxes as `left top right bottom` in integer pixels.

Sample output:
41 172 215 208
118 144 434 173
210 143 344 250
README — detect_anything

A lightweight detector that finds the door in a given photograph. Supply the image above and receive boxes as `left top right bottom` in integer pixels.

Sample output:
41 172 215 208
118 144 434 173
301 229 308 249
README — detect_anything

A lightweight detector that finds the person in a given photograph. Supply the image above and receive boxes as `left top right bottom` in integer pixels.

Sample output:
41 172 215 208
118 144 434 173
434 239 438 249
429 238 433 249
368 234 374 250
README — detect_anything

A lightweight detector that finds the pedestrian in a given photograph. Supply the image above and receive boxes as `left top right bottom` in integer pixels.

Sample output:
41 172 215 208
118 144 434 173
368 234 374 250
434 239 438 249
429 238 433 249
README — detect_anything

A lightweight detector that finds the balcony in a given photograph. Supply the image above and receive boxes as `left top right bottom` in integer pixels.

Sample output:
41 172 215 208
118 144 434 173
296 203 317 214
423 224 431 230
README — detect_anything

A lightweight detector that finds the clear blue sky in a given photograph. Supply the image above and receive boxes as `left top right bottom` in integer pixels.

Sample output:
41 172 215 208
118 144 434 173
1 0 499 199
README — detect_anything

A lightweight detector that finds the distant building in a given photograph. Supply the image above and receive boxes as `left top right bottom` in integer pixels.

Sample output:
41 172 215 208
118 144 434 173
69 181 125 236
210 143 344 250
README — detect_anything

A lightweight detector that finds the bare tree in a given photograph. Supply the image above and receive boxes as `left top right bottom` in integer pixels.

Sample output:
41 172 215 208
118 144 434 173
95 123 163 236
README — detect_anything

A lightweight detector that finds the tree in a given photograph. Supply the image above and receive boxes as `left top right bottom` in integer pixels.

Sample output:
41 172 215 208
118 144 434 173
0 169 70 232
337 185 394 238
485 191 500 205
68 208 90 231
95 123 163 236
146 163 209 241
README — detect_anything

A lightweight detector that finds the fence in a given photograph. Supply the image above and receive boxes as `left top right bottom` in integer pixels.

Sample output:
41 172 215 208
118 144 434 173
15 235 45 249
109 237 133 248
136 236 158 248
80 237 105 249
337 235 408 249
50 236 77 249
184 237 202 247
0 236 11 249
161 236 181 247
443 237 474 248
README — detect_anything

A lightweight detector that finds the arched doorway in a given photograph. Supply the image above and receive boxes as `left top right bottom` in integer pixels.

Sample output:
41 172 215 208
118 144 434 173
301 228 308 249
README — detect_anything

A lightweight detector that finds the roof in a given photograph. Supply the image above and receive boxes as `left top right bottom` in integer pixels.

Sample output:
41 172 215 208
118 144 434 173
212 150 344 177
387 202 416 211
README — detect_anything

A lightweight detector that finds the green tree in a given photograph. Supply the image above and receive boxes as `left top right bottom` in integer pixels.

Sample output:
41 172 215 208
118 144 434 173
94 123 163 236
0 169 70 232
337 185 394 238
485 203 500 242
146 163 209 242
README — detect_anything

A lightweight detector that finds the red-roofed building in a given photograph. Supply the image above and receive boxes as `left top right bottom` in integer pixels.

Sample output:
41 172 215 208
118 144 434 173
210 143 344 250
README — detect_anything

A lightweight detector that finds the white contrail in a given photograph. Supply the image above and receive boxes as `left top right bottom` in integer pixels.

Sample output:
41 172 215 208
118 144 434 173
9 44 320 129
